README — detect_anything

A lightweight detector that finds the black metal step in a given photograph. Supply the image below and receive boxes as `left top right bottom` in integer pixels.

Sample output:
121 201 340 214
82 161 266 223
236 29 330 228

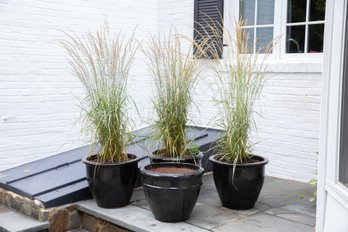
0 126 221 208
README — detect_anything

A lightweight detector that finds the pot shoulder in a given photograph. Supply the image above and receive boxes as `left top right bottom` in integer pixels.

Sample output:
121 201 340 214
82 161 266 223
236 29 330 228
149 151 203 160
82 153 139 167
209 154 269 167
140 162 204 178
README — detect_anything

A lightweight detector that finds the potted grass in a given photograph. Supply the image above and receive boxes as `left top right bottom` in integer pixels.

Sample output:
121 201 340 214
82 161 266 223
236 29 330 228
61 23 141 208
140 30 204 222
142 30 204 165
205 20 272 209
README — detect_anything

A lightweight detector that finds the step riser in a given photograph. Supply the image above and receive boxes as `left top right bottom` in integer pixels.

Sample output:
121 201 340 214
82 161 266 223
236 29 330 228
80 212 130 232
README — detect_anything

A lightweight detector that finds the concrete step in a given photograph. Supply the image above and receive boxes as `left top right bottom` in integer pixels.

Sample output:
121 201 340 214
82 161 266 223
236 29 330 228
0 204 49 232
74 174 315 232
67 229 90 232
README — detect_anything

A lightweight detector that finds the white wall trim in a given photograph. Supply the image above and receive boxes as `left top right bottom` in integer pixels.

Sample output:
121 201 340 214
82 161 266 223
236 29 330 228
326 179 348 209
265 60 322 73
316 0 334 229
317 0 348 230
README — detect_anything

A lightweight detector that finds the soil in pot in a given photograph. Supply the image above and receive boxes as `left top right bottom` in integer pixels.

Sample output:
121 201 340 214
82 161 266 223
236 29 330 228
141 163 204 222
83 154 140 208
150 166 195 174
209 154 268 210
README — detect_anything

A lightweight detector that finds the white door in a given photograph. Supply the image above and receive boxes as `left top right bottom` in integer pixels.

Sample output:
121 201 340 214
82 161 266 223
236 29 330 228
317 0 348 231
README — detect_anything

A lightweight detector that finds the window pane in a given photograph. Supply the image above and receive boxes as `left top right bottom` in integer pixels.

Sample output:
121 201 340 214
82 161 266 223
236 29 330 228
286 25 305 53
310 0 326 21
240 0 255 25
287 0 307 23
307 24 325 53
257 0 275 25
245 28 254 53
256 27 273 53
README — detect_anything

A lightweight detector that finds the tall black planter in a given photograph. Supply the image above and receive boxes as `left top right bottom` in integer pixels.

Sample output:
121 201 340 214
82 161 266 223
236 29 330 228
140 163 204 222
148 151 203 166
209 154 268 210
83 154 140 208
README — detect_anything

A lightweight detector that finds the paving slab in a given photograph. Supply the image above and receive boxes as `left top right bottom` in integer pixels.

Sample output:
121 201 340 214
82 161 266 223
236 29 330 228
75 174 316 232
265 207 316 227
197 187 221 206
67 230 89 232
76 200 209 232
263 177 313 195
258 190 299 207
0 204 49 232
130 187 146 202
280 188 316 217
212 212 314 232
131 198 150 211
187 202 243 230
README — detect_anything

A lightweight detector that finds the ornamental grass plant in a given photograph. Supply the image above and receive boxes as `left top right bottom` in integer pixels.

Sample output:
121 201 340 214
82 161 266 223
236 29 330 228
198 19 273 164
61 23 138 164
142 29 204 159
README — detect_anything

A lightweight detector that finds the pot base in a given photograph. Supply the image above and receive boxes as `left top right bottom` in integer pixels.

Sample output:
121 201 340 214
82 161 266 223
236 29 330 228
83 154 140 208
141 163 204 222
209 154 268 210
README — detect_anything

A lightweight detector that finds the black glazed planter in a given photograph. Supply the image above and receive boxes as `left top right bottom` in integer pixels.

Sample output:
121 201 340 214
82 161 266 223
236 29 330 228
209 154 269 210
148 151 203 166
83 154 141 208
140 163 204 222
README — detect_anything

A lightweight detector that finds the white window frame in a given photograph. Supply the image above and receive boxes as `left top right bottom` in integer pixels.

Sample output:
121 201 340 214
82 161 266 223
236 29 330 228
239 0 275 54
227 0 325 60
281 0 325 59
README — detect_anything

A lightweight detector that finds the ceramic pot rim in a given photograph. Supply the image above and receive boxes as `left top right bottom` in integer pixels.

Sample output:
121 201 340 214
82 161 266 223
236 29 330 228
82 154 142 167
209 154 269 167
149 150 203 161
140 162 204 178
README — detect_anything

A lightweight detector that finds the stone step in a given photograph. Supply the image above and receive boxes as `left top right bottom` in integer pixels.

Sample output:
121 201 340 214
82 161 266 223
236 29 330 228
67 229 90 232
0 204 49 232
74 174 315 232
76 199 209 232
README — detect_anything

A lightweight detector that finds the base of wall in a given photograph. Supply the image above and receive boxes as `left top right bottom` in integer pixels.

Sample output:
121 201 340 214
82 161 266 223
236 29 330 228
81 213 130 232
0 188 81 231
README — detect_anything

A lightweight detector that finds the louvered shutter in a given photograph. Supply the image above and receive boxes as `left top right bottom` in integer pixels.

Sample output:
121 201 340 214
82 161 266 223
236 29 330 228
194 0 224 59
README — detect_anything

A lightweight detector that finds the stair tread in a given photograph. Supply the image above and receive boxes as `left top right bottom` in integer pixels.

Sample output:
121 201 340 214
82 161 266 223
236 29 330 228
0 204 49 232
68 229 90 232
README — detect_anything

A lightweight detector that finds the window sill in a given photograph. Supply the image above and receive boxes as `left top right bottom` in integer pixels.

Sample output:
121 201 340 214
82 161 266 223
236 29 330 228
198 57 323 74
264 59 323 73
326 179 348 209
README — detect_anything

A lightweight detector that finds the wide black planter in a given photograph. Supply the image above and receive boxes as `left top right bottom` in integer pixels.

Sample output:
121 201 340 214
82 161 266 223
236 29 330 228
148 151 203 166
140 163 204 222
83 154 140 208
209 154 268 210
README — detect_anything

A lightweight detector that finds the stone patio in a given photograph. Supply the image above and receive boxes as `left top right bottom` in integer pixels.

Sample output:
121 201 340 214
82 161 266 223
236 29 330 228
76 173 316 232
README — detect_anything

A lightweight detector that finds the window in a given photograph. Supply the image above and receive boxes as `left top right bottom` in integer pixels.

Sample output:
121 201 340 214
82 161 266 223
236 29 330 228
194 0 224 59
286 0 326 53
239 0 275 53
234 0 326 56
196 0 326 58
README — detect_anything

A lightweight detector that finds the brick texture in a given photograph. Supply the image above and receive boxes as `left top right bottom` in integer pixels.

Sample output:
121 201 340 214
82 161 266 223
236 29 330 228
158 0 321 182
0 0 157 170
0 0 320 182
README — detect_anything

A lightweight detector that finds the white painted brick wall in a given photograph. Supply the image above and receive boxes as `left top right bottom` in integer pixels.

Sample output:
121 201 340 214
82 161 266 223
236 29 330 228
0 0 157 170
158 0 321 182
0 0 321 182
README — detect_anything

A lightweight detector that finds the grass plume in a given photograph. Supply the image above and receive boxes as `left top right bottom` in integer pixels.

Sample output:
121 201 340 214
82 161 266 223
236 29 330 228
142 29 204 158
60 23 138 163
197 18 273 163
